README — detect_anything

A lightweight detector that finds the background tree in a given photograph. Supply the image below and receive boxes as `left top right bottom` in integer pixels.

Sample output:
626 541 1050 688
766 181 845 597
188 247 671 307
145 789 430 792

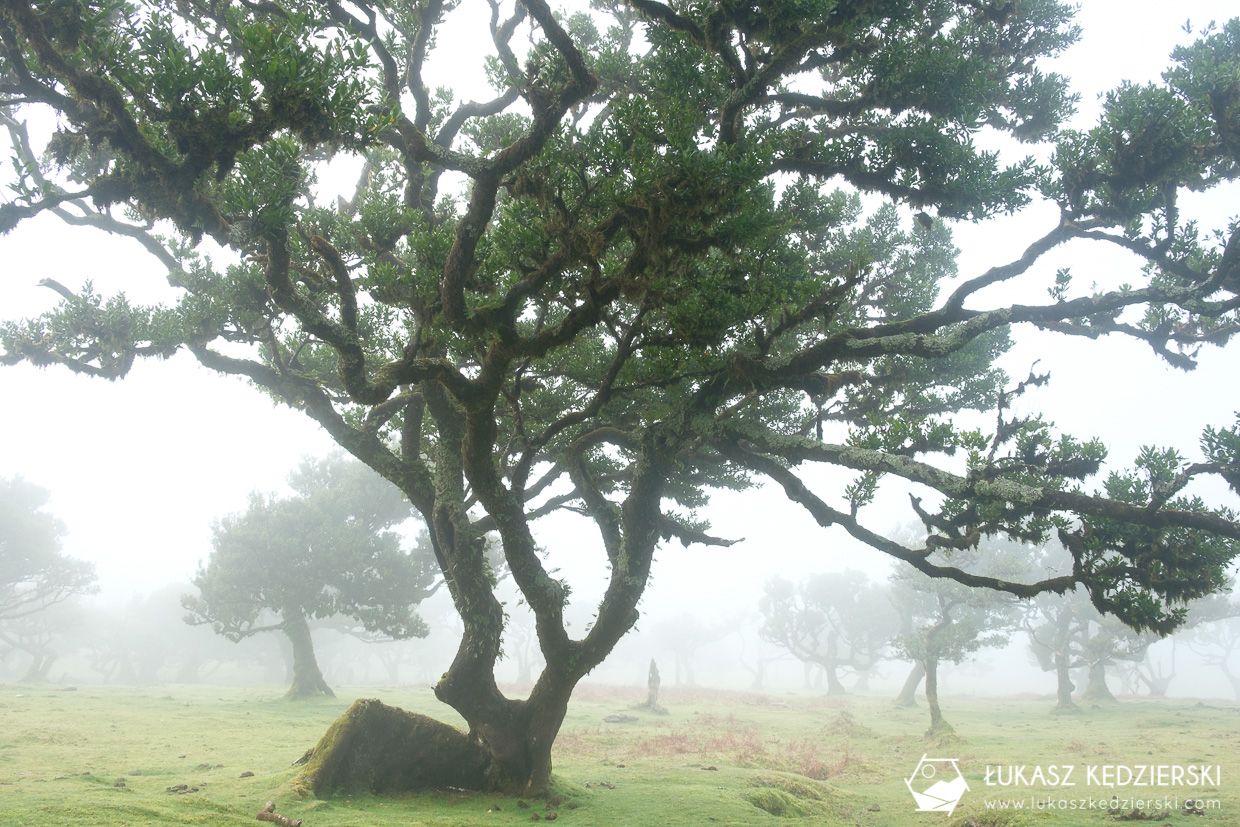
1127 639 1179 698
758 571 897 695
890 547 1021 736
734 620 786 691
1024 578 1092 713
0 596 85 682
3 0 1240 795
1187 614 1240 701
0 476 97 622
653 613 729 687
80 584 257 685
1020 543 1224 709
182 454 439 698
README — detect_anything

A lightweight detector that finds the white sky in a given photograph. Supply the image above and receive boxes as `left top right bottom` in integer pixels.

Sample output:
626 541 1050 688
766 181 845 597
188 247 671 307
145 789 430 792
1 1 1238 624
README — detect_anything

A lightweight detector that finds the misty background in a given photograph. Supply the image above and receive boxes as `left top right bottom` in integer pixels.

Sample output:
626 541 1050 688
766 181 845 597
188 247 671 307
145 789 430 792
2 0 1239 704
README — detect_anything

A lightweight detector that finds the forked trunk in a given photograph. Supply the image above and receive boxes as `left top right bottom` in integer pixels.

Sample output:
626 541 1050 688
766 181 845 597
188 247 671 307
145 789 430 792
1080 661 1116 704
300 659 577 796
284 610 334 699
297 386 671 797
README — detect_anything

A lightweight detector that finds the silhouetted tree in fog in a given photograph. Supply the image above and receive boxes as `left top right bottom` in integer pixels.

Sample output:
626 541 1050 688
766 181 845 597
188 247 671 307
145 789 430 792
891 547 1021 736
183 455 439 698
759 571 897 694
0 476 96 623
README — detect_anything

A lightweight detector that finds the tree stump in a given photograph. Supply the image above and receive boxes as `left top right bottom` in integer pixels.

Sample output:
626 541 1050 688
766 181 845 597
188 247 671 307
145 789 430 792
296 699 490 796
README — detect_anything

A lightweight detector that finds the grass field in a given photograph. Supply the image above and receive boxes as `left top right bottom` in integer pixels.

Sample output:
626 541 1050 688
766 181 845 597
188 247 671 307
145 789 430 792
0 682 1235 826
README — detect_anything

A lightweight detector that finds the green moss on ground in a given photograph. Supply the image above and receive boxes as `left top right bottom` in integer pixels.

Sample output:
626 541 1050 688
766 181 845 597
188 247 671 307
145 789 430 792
0 684 1236 826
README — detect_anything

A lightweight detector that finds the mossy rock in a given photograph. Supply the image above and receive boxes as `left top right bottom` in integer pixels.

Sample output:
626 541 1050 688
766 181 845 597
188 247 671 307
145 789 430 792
296 699 490 797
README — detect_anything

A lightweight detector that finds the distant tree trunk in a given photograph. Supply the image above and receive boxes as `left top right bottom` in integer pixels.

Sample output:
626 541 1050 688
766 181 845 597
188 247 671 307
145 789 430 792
514 640 535 689
745 658 765 690
824 631 845 695
375 645 402 685
853 669 871 692
924 657 942 728
20 649 56 683
176 648 207 683
923 657 955 737
1052 653 1079 713
673 651 695 686
1221 663 1240 702
825 664 847 695
1141 670 1174 698
1135 650 1175 697
803 662 825 690
284 610 334 699
1081 662 1116 704
894 660 925 707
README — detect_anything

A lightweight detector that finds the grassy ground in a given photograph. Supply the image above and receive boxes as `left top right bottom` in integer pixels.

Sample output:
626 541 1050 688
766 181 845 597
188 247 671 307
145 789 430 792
0 682 1235 826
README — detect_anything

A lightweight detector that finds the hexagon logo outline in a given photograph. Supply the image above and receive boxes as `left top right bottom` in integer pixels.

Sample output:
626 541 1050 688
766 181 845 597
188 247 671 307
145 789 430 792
905 753 969 815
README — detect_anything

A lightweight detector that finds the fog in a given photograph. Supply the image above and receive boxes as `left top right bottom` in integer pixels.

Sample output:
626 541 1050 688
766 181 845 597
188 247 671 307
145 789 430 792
5 571 1240 711
2 0 1239 711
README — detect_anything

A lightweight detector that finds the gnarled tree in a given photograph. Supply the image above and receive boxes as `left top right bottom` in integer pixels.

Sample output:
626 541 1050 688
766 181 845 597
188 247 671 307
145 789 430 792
3 0 1240 796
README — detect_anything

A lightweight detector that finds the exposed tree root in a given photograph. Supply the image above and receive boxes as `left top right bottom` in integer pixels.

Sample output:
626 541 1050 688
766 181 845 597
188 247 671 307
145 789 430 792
295 699 490 797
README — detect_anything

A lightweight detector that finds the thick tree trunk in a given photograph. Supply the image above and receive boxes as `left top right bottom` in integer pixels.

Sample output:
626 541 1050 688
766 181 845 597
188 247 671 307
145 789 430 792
1081 661 1116 704
295 385 672 798
284 610 334 699
894 660 925 707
